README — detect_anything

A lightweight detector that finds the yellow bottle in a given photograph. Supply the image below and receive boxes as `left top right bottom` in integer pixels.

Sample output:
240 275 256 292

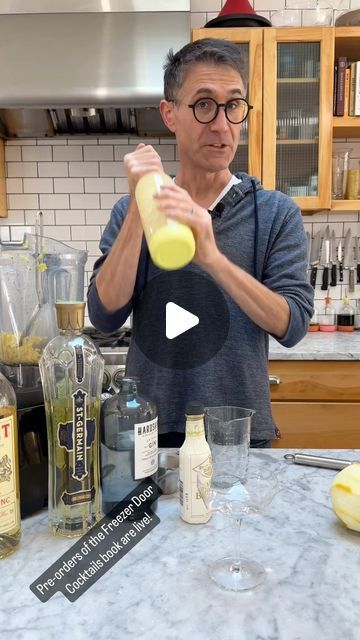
135 172 195 270
0 371 21 558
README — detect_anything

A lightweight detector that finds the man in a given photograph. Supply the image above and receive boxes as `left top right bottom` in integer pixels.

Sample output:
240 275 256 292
88 38 314 447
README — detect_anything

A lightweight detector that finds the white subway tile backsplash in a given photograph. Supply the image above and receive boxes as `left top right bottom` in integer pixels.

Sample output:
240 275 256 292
25 210 55 226
4 146 21 162
72 226 101 241
55 210 85 225
6 178 23 194
86 240 102 255
85 210 112 225
69 162 99 177
255 0 284 9
39 162 69 177
53 146 83 161
37 138 67 145
84 178 114 193
10 226 32 241
191 0 220 10
68 138 98 146
100 194 122 209
40 193 69 209
4 210 25 224
114 178 130 193
23 178 53 193
7 163 37 178
97 136 130 145
0 227 10 241
70 193 100 209
42 226 71 241
54 178 84 193
190 12 206 29
22 146 52 162
84 146 113 161
8 194 39 209
99 162 121 177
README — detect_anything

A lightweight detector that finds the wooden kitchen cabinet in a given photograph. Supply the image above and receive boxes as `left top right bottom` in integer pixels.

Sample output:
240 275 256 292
331 27 360 212
192 26 334 211
269 360 360 448
192 28 263 180
0 139 6 218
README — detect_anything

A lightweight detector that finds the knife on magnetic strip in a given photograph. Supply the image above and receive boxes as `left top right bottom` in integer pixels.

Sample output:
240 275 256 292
309 229 321 288
343 227 355 294
355 236 360 283
321 225 330 291
330 229 337 286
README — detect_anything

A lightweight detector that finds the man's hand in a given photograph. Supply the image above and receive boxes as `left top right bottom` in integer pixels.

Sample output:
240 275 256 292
153 182 219 269
124 143 165 200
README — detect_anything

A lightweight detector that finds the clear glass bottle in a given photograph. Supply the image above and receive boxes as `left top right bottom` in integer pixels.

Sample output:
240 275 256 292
319 292 337 332
0 371 21 558
39 302 104 537
100 378 158 516
337 294 355 332
308 307 319 332
179 401 212 524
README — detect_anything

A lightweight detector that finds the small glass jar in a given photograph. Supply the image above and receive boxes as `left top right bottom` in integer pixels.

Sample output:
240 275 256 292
337 295 355 332
319 295 337 332
308 308 319 332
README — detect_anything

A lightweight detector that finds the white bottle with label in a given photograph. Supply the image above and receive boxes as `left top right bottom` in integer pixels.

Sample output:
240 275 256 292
179 401 212 524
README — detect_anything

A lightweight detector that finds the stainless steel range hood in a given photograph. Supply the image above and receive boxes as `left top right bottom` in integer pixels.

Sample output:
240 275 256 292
0 2 190 138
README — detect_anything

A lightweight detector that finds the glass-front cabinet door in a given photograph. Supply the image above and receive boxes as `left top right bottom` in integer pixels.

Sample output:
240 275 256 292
192 28 263 179
263 28 334 211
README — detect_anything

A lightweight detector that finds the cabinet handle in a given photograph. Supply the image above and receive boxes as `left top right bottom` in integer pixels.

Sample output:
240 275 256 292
269 375 281 385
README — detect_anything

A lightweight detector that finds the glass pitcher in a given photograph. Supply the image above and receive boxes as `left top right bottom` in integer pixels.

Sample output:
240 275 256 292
204 406 255 481
332 148 352 199
0 233 87 371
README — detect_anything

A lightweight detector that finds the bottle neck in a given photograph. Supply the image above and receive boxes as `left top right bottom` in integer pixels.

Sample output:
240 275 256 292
59 328 82 336
185 415 205 438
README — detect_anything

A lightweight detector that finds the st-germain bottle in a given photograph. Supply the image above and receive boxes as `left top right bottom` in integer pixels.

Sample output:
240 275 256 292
39 302 104 537
0 371 21 558
100 377 158 515
179 401 212 524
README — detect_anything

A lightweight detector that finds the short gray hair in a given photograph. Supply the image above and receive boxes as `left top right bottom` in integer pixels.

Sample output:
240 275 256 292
163 38 248 101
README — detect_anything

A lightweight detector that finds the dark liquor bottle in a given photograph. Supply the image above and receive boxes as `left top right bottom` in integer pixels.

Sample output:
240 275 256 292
39 302 104 537
100 378 158 516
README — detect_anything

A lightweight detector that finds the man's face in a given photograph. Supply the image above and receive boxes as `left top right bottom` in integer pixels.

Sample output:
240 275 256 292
162 63 245 174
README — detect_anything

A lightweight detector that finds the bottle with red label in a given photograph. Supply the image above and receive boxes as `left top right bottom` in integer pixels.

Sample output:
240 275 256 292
0 371 21 559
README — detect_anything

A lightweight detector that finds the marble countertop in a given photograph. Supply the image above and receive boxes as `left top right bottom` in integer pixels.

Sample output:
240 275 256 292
269 331 360 360
2 448 360 640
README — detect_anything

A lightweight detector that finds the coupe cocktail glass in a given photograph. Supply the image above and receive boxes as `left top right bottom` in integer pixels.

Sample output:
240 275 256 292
197 464 278 592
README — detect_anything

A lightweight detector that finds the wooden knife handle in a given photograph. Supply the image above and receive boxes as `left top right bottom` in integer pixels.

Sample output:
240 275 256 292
339 262 343 282
321 267 329 290
330 263 337 287
310 266 317 288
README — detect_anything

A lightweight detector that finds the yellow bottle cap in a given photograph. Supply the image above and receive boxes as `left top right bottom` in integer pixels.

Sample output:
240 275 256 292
148 224 195 270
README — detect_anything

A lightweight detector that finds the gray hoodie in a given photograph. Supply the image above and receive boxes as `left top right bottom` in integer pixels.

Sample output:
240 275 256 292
88 173 314 440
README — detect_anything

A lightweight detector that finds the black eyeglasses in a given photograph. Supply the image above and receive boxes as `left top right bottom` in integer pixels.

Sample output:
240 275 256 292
187 97 253 124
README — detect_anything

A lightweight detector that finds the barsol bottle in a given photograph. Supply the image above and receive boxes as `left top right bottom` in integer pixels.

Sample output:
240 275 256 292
135 171 195 271
0 371 21 558
179 401 212 524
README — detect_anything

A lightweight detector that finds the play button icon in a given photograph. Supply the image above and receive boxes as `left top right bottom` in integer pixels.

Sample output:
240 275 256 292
133 270 230 370
166 302 199 339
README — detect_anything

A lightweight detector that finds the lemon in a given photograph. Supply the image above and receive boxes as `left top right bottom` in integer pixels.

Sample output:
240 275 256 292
330 463 360 532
